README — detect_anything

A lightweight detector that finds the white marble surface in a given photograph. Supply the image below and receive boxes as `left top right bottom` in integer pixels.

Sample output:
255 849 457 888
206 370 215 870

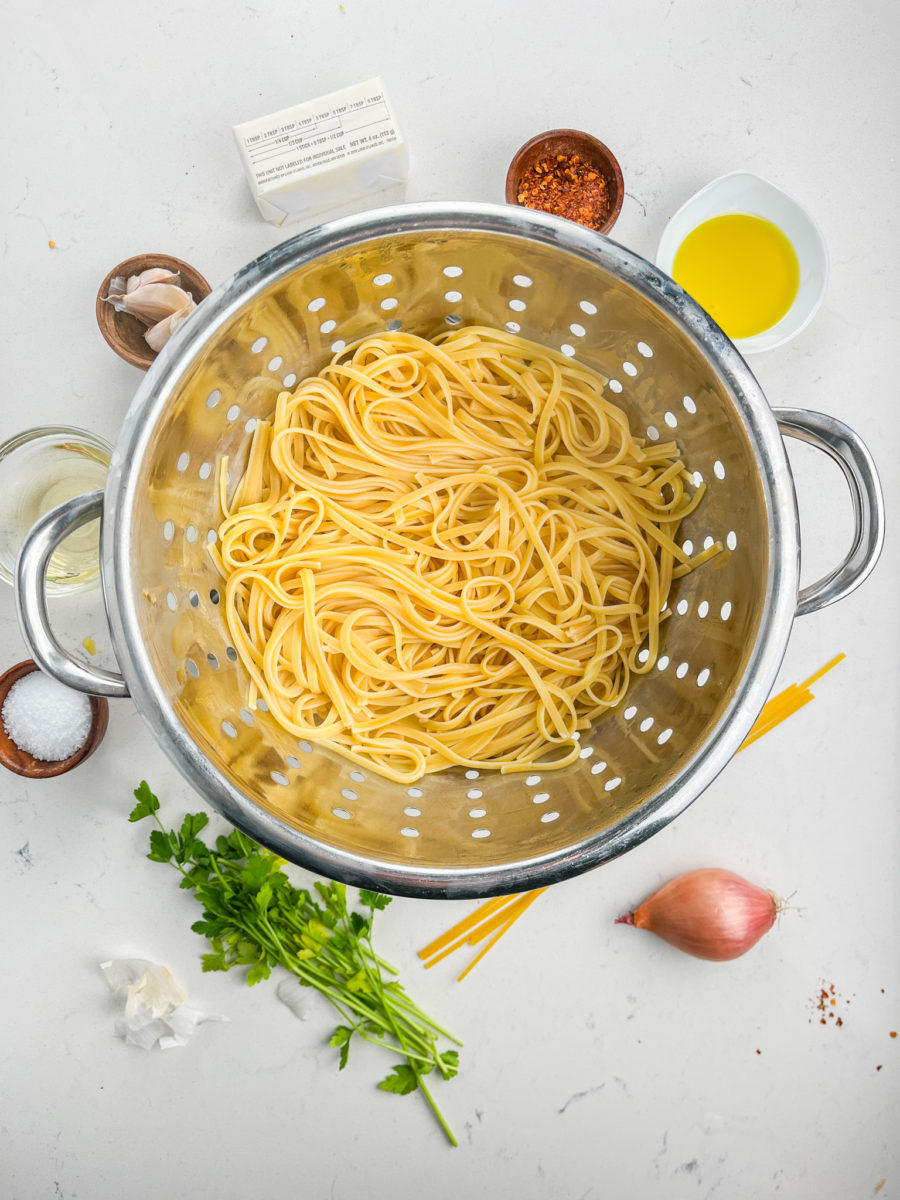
2 2 899 1197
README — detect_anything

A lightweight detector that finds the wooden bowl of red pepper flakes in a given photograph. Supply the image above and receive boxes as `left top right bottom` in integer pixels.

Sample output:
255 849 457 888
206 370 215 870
506 129 624 235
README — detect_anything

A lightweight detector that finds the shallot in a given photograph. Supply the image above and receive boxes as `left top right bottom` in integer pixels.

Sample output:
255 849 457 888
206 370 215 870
615 867 779 961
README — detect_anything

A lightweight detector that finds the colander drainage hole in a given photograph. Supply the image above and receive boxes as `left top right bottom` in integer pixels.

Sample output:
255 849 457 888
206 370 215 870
373 274 392 287
271 771 289 787
320 319 336 334
560 344 575 357
443 265 463 278
509 299 526 312
609 380 623 394
401 827 420 838
380 297 398 311
468 808 486 819
350 770 366 783
698 600 709 618
471 829 490 839
283 373 297 387
623 705 637 719
682 539 694 554
256 698 268 712
226 646 238 662
540 812 559 823
467 788 483 800
226 404 240 422
209 588 220 605
604 778 621 792
407 787 423 799
465 769 480 780
676 599 689 615
244 419 257 434
570 323 586 338
697 668 711 687
285 755 302 768
726 530 738 550
298 740 312 753
525 774 542 786
268 355 283 371
657 655 670 670
163 522 174 542
307 297 326 311
683 395 697 413
658 728 673 745
640 717 654 732
445 314 462 326
186 525 198 543
506 321 520 334
591 761 607 775
676 662 689 679
166 591 177 610
331 339 346 353
386 319 402 332
622 361 637 376
341 789 358 802
176 452 190 472
199 462 212 480
703 535 715 550
512 274 532 287
185 659 199 679
637 341 653 358
251 337 268 353
444 290 462 303
720 601 733 620
332 808 352 820
189 590 199 607
645 423 658 438
207 653 219 670
405 806 422 818
532 792 550 804
222 721 237 738
664 411 678 428
239 707 254 724
579 300 597 314
714 460 726 479
205 389 221 409
579 746 594 758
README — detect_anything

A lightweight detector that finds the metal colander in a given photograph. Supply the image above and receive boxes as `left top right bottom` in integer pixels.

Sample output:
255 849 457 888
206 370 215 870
16 204 883 898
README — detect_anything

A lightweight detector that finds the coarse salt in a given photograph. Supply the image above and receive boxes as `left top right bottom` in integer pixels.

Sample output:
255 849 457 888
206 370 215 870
2 671 92 761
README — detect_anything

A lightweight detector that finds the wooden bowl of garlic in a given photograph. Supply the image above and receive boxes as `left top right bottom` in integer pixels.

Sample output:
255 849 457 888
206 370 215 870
96 254 211 370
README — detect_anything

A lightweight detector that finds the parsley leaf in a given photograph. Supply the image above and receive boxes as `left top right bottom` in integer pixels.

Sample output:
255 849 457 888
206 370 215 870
359 888 392 911
377 1064 419 1095
129 780 160 822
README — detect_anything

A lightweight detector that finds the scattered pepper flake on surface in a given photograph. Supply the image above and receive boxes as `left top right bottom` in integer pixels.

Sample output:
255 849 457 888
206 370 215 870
891 1031 898 1038
516 153 611 230
809 980 848 1028
48 240 56 249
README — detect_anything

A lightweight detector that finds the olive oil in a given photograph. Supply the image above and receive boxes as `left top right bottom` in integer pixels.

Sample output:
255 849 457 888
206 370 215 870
673 213 800 339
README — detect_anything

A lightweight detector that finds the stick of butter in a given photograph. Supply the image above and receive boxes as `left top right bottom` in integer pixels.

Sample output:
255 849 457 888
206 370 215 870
233 77 408 227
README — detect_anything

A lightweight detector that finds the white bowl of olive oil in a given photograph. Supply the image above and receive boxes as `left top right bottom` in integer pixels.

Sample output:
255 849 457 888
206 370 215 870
656 171 829 354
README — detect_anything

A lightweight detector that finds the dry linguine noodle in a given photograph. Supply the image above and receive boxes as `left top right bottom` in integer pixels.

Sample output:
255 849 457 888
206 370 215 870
209 326 714 783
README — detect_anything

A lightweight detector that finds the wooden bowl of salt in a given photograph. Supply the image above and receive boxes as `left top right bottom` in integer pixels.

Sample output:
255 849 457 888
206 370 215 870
0 660 108 778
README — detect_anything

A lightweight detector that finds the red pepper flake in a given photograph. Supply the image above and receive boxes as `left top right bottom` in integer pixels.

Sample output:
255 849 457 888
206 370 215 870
48 240 56 249
755 1049 761 1055
891 1031 898 1038
516 153 612 230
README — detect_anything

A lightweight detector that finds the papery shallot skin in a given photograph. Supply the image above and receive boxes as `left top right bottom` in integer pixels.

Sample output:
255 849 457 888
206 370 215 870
616 868 778 961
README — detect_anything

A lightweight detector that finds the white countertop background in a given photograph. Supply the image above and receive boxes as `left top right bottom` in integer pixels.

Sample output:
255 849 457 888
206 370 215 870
2 2 898 1197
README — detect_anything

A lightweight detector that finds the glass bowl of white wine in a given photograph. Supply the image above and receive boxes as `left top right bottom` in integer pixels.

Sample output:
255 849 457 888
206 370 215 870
0 427 112 594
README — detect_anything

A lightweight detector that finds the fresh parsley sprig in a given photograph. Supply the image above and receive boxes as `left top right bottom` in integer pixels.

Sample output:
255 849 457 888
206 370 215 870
129 781 461 1145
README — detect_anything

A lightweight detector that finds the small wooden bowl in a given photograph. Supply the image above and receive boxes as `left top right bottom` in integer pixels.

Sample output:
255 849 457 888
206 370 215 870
505 129 625 235
96 254 211 370
0 660 109 778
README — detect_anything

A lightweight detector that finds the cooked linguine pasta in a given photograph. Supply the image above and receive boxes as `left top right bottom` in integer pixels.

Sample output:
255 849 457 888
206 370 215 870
210 326 714 782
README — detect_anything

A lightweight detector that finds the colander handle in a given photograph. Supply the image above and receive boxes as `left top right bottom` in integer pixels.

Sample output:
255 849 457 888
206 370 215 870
774 408 885 617
15 490 130 698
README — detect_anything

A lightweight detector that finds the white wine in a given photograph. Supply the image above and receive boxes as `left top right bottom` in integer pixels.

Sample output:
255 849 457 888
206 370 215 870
0 429 111 593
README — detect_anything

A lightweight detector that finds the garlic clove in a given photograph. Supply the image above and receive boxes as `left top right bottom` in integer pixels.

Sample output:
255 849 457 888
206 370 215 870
104 282 194 326
144 297 196 352
126 267 181 292
106 275 128 300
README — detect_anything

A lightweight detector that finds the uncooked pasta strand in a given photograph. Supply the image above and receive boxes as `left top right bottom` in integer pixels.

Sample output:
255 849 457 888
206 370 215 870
213 326 716 783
